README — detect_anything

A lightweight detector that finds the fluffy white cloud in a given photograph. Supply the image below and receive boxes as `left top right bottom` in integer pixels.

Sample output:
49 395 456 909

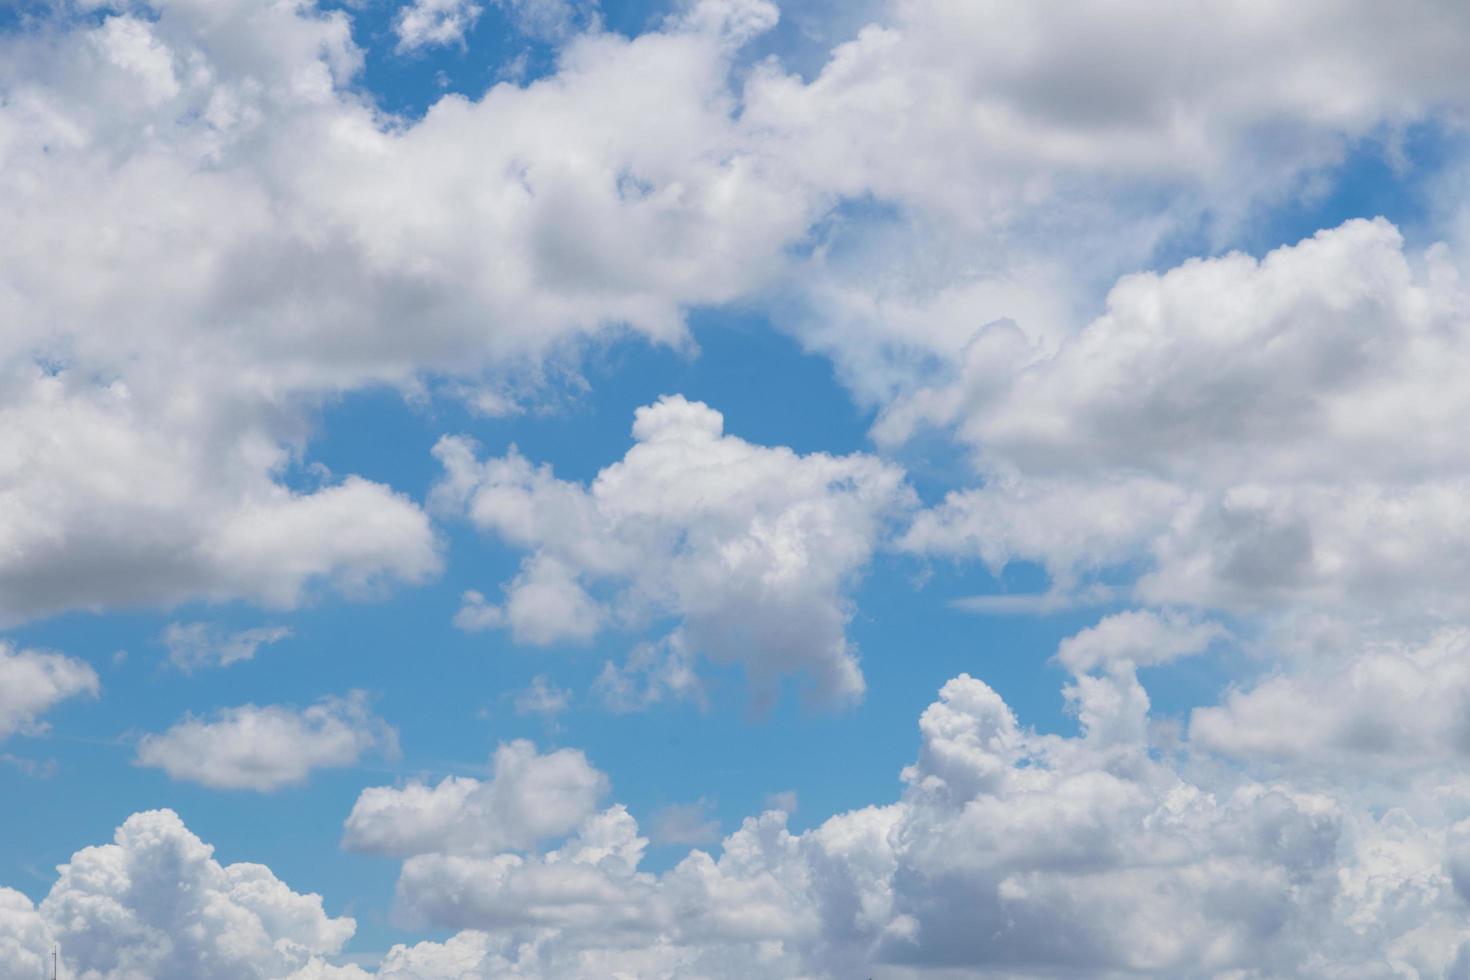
10 0 1470 631
0 0 801 626
343 740 607 856
0 889 49 980
901 219 1470 625
1055 609 1226 674
435 395 912 705
348 625 1470 978
1192 626 1470 772
135 692 397 791
0 642 99 739
0 365 442 623
13 627 1470 978
395 0 484 52
160 621 292 672
0 810 357 980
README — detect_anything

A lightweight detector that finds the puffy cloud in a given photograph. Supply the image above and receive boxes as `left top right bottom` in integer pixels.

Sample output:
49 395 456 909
0 889 49 980
160 621 292 672
0 0 798 625
901 219 1470 625
1192 627 1470 771
395 0 484 52
348 635 1470 978
0 366 442 624
135 692 397 791
1055 609 1225 674
0 810 356 980
343 740 608 857
434 396 912 705
14 636 1470 978
0 641 99 739
6 0 1470 631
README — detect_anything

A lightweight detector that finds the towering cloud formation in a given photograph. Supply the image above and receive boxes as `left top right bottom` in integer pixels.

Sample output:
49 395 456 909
0 811 358 980
335 632 1470 978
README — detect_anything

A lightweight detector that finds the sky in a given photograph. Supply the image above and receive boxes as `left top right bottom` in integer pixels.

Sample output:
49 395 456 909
3 0 1470 977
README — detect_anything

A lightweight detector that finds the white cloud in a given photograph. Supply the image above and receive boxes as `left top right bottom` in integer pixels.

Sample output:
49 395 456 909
7 0 1470 632
161 621 292 672
0 0 794 626
135 692 397 791
15 631 1470 978
453 558 603 646
1192 626 1470 771
0 809 357 980
343 740 607 857
514 675 573 719
1055 609 1225 674
396 0 484 52
0 642 99 739
901 219 1470 626
492 0 588 43
351 632 1470 978
434 395 912 706
0 889 49 980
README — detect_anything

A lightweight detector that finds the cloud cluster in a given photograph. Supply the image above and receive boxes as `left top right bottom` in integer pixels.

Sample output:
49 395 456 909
0 810 358 980
12 628 1470 978
436 396 912 705
335 628 1470 978
901 219 1470 627
135 691 397 791
0 642 99 740
395 0 484 51
8 0 1470 629
343 740 607 856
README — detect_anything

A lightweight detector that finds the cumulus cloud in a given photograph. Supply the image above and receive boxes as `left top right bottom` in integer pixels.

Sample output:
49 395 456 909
160 621 292 672
0 642 99 739
1192 627 1470 772
135 692 397 791
901 219 1470 626
0 810 358 980
9 0 1469 631
0 0 795 626
343 740 608 857
434 395 912 705
343 624 1470 978
14 629 1470 978
395 0 484 52
1055 609 1226 674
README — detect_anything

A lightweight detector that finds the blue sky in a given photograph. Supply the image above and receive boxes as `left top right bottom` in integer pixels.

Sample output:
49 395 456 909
5 1 1470 978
